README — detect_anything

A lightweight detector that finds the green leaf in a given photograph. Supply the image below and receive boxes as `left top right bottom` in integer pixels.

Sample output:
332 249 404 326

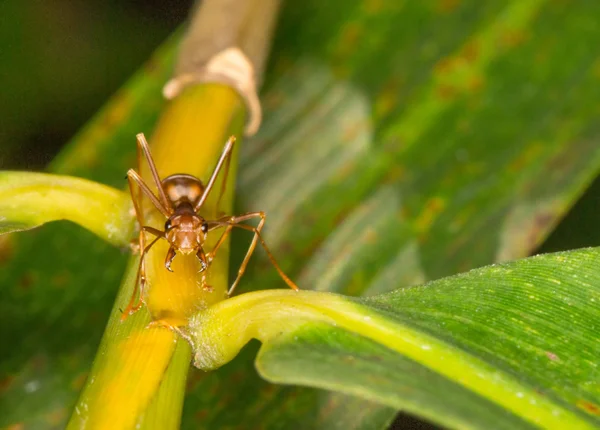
0 172 131 246
3 1 600 429
189 247 600 429
182 1 600 427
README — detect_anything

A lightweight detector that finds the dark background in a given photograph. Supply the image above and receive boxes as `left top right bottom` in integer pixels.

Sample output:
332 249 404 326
0 0 191 169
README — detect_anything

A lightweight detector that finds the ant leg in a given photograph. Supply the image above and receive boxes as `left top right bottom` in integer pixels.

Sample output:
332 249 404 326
135 133 171 210
194 136 236 212
214 137 234 217
127 171 145 253
196 248 209 272
123 136 171 319
165 246 176 272
136 226 165 309
206 224 234 262
125 171 149 314
127 170 171 218
121 229 163 320
122 232 147 319
210 211 299 296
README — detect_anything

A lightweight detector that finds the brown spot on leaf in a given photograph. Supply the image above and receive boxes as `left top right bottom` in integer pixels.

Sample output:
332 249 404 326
437 84 457 100
416 196 446 233
383 164 406 184
0 376 14 393
437 0 461 13
262 382 277 395
467 75 484 93
535 212 554 231
334 22 363 62
374 81 401 119
143 57 159 76
0 235 14 265
263 90 285 111
434 57 455 76
333 160 358 183
332 210 350 228
51 271 71 288
45 408 66 426
341 22 362 46
508 143 544 173
434 46 484 99
457 260 472 274
302 237 323 260
364 0 384 14
278 240 295 256
186 368 209 393
19 272 36 290
500 29 528 49
400 205 412 220
195 409 209 420
577 400 600 415
229 370 246 385
545 351 559 361
527 212 555 249
461 42 480 63
71 372 88 391
320 393 342 417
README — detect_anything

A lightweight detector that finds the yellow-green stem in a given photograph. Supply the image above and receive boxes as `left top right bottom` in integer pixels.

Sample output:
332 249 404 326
68 0 280 425
67 85 245 430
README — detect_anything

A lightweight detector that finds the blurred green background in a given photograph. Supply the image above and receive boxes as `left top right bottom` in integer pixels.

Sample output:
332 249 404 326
1 0 597 255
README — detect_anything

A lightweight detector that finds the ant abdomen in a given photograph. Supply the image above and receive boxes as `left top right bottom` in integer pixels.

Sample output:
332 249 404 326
162 174 204 207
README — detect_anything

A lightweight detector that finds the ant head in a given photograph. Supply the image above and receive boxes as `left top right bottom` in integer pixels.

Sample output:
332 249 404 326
164 217 208 233
164 213 208 255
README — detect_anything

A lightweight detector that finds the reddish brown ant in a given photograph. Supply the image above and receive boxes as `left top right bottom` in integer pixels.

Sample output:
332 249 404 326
122 133 298 319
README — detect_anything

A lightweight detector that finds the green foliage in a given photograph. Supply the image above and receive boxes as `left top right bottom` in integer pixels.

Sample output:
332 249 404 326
0 172 131 245
189 248 599 428
2 1 600 429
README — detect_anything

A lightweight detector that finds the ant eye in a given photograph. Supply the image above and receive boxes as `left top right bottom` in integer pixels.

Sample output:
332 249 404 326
165 219 172 231
201 223 208 233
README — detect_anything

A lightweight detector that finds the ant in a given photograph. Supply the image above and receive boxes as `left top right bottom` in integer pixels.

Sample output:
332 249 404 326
122 133 298 319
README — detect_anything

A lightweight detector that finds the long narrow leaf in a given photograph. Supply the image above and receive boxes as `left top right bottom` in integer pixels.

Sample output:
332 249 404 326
189 248 600 429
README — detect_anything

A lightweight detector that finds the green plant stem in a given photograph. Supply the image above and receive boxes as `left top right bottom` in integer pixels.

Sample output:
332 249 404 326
67 0 281 427
66 85 245 430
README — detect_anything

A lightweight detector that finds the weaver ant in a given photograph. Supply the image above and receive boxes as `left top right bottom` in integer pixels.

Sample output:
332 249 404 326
122 133 298 319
